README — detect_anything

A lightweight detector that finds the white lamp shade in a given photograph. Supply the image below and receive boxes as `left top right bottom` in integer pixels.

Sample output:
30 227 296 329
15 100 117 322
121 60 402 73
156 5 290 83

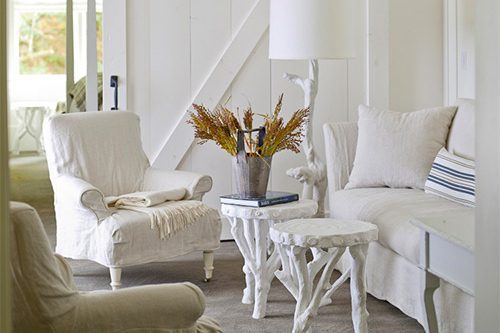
269 0 356 59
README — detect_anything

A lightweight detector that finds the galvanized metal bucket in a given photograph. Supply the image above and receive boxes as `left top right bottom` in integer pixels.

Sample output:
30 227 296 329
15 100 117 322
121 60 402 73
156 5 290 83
232 128 272 198
233 155 272 198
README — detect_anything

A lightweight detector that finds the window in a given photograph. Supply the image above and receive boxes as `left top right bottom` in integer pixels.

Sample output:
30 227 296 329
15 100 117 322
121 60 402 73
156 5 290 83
8 0 103 108
18 12 66 74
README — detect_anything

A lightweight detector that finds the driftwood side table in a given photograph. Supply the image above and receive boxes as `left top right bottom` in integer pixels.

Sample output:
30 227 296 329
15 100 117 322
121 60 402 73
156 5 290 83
270 218 378 333
221 199 318 319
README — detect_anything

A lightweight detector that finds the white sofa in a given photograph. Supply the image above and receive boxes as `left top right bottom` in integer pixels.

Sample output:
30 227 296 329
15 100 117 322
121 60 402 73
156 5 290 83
323 99 475 333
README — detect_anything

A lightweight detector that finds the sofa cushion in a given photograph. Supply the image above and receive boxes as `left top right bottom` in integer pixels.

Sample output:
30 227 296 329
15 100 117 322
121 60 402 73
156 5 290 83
447 99 475 160
331 188 470 265
424 147 475 207
345 105 457 190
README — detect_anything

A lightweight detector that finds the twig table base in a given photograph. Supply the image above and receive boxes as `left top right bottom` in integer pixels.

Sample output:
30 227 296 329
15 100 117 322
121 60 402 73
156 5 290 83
270 218 378 333
221 200 318 319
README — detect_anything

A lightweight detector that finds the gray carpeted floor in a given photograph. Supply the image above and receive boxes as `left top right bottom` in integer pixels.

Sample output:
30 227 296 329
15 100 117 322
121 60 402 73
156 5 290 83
9 153 424 333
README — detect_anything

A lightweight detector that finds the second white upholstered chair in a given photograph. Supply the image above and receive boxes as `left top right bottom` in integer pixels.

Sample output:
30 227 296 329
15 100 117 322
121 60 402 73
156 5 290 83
10 202 222 332
43 111 221 289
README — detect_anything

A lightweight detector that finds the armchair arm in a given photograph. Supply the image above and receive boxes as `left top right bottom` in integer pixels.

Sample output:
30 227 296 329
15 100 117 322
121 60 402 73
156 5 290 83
53 174 111 223
76 282 220 332
142 167 213 200
323 122 358 193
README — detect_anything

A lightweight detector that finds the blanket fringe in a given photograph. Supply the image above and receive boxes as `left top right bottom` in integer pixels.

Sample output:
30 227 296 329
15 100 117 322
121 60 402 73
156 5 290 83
118 201 218 239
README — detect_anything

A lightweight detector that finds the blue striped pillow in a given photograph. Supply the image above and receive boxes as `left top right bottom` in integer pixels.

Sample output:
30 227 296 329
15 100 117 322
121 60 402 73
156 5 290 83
424 148 475 207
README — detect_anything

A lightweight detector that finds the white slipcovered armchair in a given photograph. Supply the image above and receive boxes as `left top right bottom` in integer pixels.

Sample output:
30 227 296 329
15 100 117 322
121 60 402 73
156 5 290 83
43 111 221 289
10 202 222 333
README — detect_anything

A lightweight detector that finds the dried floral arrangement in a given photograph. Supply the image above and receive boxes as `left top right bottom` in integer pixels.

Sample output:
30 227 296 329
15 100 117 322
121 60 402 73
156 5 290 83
187 94 309 157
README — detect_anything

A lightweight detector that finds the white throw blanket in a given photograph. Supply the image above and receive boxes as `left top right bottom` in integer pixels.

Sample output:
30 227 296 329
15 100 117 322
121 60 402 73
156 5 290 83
107 190 218 239
112 189 186 207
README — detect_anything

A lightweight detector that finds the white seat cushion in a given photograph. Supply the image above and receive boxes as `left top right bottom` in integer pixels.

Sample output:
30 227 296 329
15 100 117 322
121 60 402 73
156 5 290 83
58 208 221 267
331 188 470 264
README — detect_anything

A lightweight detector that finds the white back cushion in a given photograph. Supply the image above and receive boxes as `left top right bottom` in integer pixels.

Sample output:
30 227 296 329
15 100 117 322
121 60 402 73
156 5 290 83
447 99 475 160
44 112 150 196
345 105 457 190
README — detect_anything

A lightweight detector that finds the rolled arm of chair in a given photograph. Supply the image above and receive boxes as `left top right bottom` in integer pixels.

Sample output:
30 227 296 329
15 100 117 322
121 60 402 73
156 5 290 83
53 174 111 223
142 167 213 200
77 282 220 332
323 122 358 192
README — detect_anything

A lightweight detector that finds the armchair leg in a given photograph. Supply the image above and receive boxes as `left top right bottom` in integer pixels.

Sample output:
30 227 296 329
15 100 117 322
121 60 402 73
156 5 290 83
203 251 214 282
109 267 122 290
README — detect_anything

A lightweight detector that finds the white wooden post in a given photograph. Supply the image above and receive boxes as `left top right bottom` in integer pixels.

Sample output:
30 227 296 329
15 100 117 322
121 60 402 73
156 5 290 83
86 0 98 111
66 0 74 111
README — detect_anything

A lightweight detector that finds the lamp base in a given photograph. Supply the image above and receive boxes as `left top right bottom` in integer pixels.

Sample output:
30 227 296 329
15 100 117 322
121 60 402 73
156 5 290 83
284 59 327 218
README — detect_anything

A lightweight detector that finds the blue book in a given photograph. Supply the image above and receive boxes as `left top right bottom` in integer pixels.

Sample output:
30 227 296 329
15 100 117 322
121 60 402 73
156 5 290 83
220 191 299 207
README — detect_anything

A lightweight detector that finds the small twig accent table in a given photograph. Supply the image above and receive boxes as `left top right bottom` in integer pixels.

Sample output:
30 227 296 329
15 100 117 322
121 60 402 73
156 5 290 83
270 218 378 333
221 200 318 319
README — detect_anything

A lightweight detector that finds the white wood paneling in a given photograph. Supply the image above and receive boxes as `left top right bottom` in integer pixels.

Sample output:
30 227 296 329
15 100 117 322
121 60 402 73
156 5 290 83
456 0 475 99
348 0 368 120
388 0 444 112
190 0 232 210
149 0 190 158
231 0 258 36
122 0 369 239
191 0 231 100
444 0 458 105
152 0 269 171
126 0 151 155
368 0 389 110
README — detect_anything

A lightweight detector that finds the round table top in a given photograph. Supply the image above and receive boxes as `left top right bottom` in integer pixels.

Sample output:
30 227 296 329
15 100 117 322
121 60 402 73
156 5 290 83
221 199 318 220
269 218 378 248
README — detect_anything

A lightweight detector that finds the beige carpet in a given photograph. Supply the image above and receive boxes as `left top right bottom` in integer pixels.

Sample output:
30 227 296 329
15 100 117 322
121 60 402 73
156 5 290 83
9 153 424 333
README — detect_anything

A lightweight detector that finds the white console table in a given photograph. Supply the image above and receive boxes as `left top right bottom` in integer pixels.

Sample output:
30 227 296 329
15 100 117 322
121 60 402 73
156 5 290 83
411 209 474 333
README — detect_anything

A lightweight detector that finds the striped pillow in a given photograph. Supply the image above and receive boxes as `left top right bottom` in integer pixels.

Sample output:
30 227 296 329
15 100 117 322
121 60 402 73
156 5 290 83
424 148 475 207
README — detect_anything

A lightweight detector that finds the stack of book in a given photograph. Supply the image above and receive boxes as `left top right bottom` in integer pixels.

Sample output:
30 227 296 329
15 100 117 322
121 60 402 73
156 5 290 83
220 191 299 208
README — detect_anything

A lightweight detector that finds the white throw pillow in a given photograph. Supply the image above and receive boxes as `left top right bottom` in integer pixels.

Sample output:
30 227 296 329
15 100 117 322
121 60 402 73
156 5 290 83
345 105 457 190
424 147 475 207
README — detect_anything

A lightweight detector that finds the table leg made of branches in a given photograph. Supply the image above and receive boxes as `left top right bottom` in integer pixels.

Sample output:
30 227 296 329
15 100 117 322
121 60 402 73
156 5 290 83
221 200 318 319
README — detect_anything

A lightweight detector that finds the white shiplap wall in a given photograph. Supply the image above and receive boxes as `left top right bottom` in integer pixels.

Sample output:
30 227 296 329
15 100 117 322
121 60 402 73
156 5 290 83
125 0 367 238
119 0 445 239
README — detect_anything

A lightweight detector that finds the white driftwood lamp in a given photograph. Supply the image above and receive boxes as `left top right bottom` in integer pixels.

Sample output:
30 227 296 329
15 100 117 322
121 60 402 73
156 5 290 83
269 0 356 217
